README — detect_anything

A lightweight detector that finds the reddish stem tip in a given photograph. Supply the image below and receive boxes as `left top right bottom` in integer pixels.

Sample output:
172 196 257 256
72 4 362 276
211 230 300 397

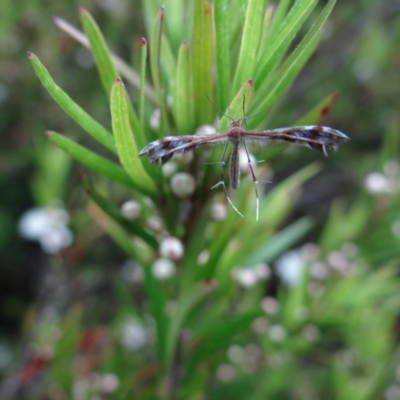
79 7 86 13
141 37 147 45
116 77 122 83
27 51 32 58
182 40 187 46
45 131 52 137
320 92 339 119
247 79 254 86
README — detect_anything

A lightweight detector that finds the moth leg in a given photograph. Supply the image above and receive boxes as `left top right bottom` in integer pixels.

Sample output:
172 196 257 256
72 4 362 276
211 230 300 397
242 140 260 221
211 142 243 217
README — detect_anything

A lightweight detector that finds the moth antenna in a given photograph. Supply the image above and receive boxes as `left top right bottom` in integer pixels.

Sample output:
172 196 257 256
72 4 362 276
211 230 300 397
205 93 234 122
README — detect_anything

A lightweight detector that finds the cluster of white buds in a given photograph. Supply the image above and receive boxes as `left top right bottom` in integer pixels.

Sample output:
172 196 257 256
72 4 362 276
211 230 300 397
18 204 73 254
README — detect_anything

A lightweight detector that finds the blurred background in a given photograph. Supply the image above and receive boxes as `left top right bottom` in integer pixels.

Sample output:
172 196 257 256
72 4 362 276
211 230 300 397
1 0 400 398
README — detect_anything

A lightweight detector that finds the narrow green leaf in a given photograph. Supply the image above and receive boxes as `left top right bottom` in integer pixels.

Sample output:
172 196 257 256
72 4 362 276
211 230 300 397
82 176 159 249
141 0 159 39
112 279 142 318
173 41 195 133
139 37 147 129
32 137 71 205
53 16 157 104
255 0 318 83
192 0 214 124
252 0 337 124
319 197 371 252
165 284 214 367
380 115 400 164
214 163 320 274
87 200 145 263
143 265 169 368
214 0 230 111
258 162 322 224
232 0 267 94
160 36 177 98
136 53 161 186
219 79 254 131
149 7 168 134
242 217 314 266
28 52 116 154
80 8 119 95
45 131 136 189
162 0 186 51
80 8 145 152
110 78 157 197
258 5 275 56
180 205 212 286
263 0 292 44
186 309 263 376
196 213 243 281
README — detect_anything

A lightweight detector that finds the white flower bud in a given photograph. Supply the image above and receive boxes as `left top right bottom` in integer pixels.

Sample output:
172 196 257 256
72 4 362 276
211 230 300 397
261 297 279 315
162 161 178 178
146 215 163 231
170 172 196 197
149 108 160 130
210 202 227 221
216 364 235 382
159 237 184 260
152 258 176 280
268 325 287 342
101 373 119 393
197 250 209 265
364 172 393 193
121 320 146 350
121 200 141 220
231 267 258 288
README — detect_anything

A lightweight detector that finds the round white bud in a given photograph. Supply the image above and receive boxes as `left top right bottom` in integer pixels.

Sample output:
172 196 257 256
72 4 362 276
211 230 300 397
170 173 196 197
159 237 184 260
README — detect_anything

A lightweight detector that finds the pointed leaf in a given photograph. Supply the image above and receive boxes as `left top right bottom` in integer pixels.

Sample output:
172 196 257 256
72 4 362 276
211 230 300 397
186 309 263 377
252 0 337 123
53 16 157 104
242 217 314 266
110 78 157 196
296 92 338 125
174 41 195 133
28 52 116 154
232 0 267 94
149 7 168 134
165 283 214 366
143 265 169 368
80 8 118 95
214 0 230 111
45 131 136 189
139 37 147 129
192 0 214 124
255 0 318 82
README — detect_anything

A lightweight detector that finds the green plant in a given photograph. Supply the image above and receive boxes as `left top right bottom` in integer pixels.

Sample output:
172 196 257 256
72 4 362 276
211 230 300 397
25 1 400 399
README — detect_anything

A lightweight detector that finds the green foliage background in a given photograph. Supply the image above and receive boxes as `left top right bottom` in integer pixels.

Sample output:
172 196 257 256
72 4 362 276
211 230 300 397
1 0 400 399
